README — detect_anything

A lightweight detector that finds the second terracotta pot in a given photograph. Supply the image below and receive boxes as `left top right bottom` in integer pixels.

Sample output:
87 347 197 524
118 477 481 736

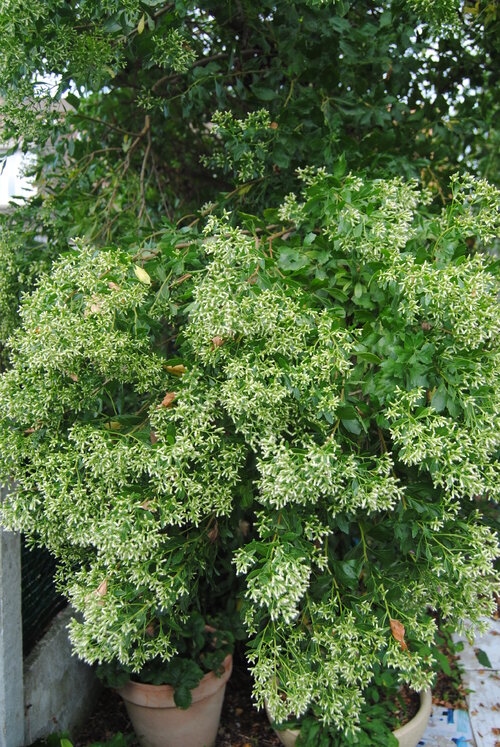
266 688 432 747
117 654 233 747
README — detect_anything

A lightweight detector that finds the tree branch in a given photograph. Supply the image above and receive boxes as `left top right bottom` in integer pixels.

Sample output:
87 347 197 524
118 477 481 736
152 48 258 92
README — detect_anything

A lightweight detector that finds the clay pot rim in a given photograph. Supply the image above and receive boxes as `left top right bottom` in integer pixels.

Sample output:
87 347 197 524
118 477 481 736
117 653 233 709
392 687 432 742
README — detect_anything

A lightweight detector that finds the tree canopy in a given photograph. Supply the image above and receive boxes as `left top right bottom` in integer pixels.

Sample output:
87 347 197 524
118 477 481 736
1 1 498 250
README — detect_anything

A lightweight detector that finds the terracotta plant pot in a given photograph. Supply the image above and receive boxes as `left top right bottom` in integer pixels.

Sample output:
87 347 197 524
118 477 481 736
266 688 432 747
117 654 233 747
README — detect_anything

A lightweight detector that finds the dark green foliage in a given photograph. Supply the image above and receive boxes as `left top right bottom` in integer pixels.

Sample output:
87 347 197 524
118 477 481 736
28 732 134 747
1 1 499 352
97 612 236 707
88 734 135 747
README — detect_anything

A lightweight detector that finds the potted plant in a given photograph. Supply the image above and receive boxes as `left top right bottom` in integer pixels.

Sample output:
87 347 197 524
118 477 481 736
0 166 498 745
98 615 234 747
265 661 433 747
0 232 242 746
229 168 500 744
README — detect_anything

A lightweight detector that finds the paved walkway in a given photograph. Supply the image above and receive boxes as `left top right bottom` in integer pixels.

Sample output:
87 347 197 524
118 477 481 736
417 617 500 747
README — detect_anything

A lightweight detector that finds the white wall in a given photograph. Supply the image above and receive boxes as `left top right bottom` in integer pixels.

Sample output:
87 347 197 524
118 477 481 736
0 152 35 209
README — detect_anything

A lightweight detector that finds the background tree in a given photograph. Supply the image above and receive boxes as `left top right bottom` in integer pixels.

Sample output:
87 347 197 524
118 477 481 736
0 0 499 347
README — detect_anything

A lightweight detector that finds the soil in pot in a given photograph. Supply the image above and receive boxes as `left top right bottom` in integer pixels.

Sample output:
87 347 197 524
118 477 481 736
392 689 432 747
117 654 232 747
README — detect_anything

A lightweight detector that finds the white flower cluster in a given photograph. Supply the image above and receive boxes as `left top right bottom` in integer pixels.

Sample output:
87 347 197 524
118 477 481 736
249 606 390 735
450 173 500 245
387 386 500 502
381 253 499 349
333 178 420 262
202 109 272 182
296 165 330 186
152 29 196 73
220 356 294 442
257 434 343 508
278 192 307 224
187 224 306 358
256 435 403 513
241 544 312 624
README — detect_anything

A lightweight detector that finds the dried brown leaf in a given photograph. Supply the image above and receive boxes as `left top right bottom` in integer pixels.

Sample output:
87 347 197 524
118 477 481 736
160 391 177 408
165 364 187 376
208 521 219 543
95 578 108 598
104 421 121 430
390 618 408 651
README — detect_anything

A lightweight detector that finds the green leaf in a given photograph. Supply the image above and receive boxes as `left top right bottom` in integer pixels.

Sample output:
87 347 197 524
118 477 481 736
337 405 357 419
65 93 80 110
431 384 447 412
342 419 362 435
379 11 392 27
435 650 452 676
335 514 350 534
96 662 131 688
173 685 192 709
278 248 309 271
356 352 381 364
354 282 364 299
333 558 363 589
250 86 276 101
475 648 492 668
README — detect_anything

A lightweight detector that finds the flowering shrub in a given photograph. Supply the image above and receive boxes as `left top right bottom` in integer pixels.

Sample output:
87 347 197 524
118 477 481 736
0 167 498 737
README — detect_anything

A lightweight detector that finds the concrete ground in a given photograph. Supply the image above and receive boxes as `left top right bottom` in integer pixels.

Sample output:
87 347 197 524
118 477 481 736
418 617 500 747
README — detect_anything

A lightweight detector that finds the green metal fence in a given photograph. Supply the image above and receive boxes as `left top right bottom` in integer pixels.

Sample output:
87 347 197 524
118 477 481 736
21 538 66 655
